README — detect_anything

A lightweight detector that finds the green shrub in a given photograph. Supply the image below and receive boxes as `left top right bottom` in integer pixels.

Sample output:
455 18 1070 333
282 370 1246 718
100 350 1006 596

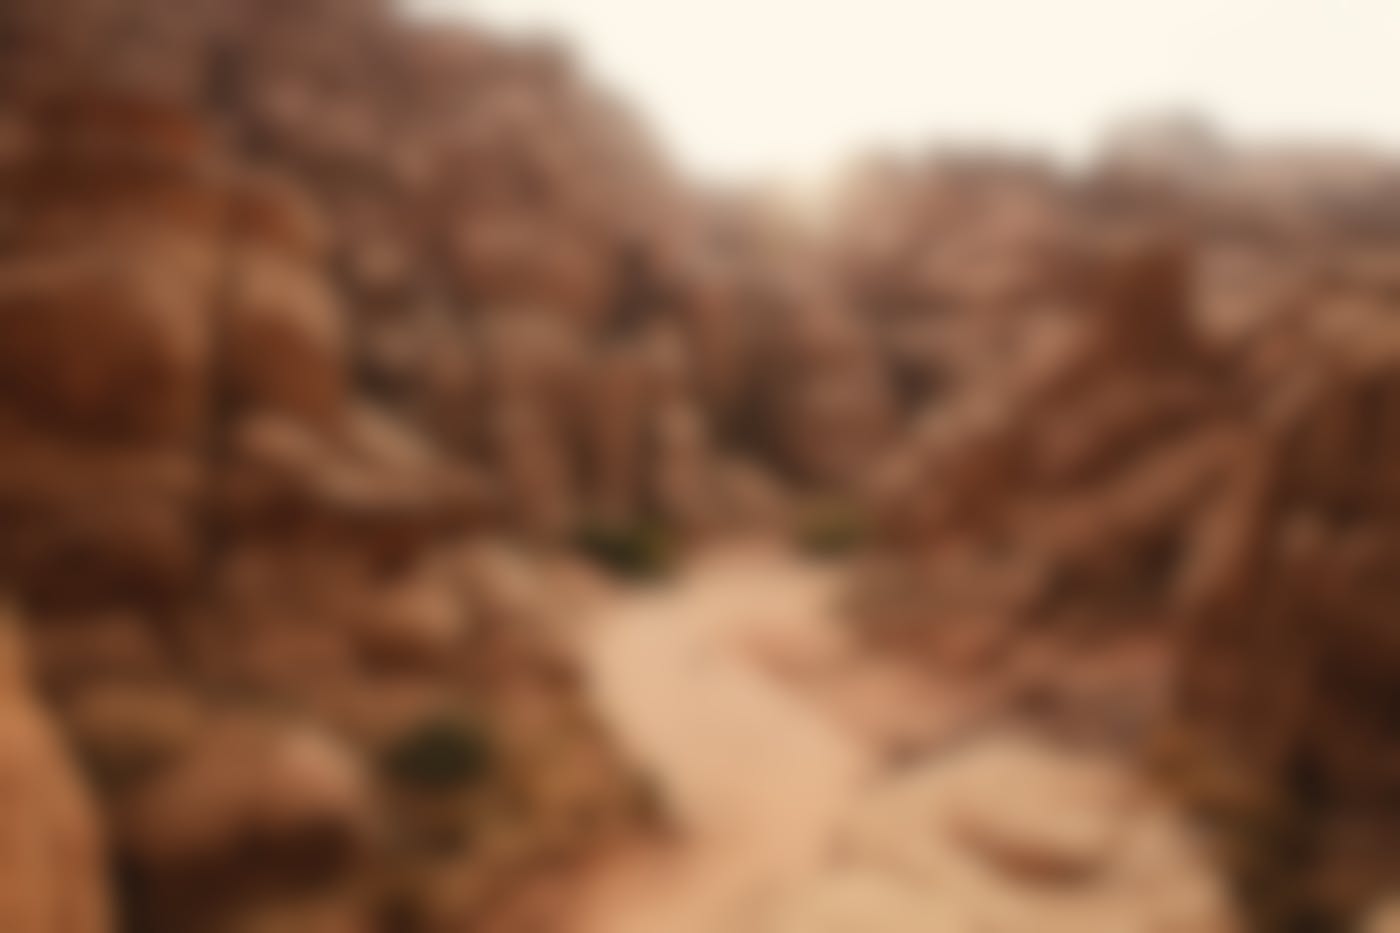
381 716 496 792
794 498 868 558
574 518 676 581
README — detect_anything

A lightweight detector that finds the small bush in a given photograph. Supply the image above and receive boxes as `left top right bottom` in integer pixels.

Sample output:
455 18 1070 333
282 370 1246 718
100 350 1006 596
381 716 496 792
794 498 868 559
574 518 676 581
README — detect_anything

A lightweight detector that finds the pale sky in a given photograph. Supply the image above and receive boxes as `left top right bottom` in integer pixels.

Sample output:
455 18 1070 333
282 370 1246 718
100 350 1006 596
407 0 1400 183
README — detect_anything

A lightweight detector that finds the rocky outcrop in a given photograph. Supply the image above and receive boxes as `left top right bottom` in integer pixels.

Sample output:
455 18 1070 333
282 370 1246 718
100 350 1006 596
0 612 112 933
849 152 1400 925
0 4 674 929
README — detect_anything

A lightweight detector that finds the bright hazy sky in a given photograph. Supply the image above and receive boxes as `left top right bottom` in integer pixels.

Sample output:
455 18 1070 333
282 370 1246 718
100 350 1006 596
407 0 1400 183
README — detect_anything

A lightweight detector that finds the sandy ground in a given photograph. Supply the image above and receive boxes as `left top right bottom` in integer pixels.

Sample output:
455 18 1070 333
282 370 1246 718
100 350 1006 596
559 545 1228 933
569 545 968 933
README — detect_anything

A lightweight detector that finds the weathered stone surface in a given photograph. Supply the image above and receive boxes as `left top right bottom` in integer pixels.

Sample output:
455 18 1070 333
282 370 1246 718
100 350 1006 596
0 613 112 933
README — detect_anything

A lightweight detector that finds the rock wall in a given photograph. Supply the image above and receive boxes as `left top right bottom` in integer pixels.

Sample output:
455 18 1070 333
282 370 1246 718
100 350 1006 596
847 147 1400 925
0 611 111 933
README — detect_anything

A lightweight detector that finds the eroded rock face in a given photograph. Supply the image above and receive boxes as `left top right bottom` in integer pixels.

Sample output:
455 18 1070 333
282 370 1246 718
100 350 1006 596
0 614 112 933
0 0 889 561
0 4 686 929
848 157 1400 923
118 717 373 932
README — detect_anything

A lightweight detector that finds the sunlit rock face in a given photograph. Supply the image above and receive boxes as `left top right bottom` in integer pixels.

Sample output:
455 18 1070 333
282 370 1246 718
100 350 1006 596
0 614 112 933
848 149 1400 925
0 3 685 930
0 0 871 554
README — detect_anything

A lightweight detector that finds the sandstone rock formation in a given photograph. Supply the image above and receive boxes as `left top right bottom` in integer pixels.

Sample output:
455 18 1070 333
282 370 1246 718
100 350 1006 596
0 612 112 933
849 149 1400 926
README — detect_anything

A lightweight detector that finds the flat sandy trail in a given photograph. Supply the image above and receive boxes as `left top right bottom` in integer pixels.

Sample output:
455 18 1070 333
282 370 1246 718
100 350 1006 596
569 547 944 933
571 548 869 932
558 547 1220 933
